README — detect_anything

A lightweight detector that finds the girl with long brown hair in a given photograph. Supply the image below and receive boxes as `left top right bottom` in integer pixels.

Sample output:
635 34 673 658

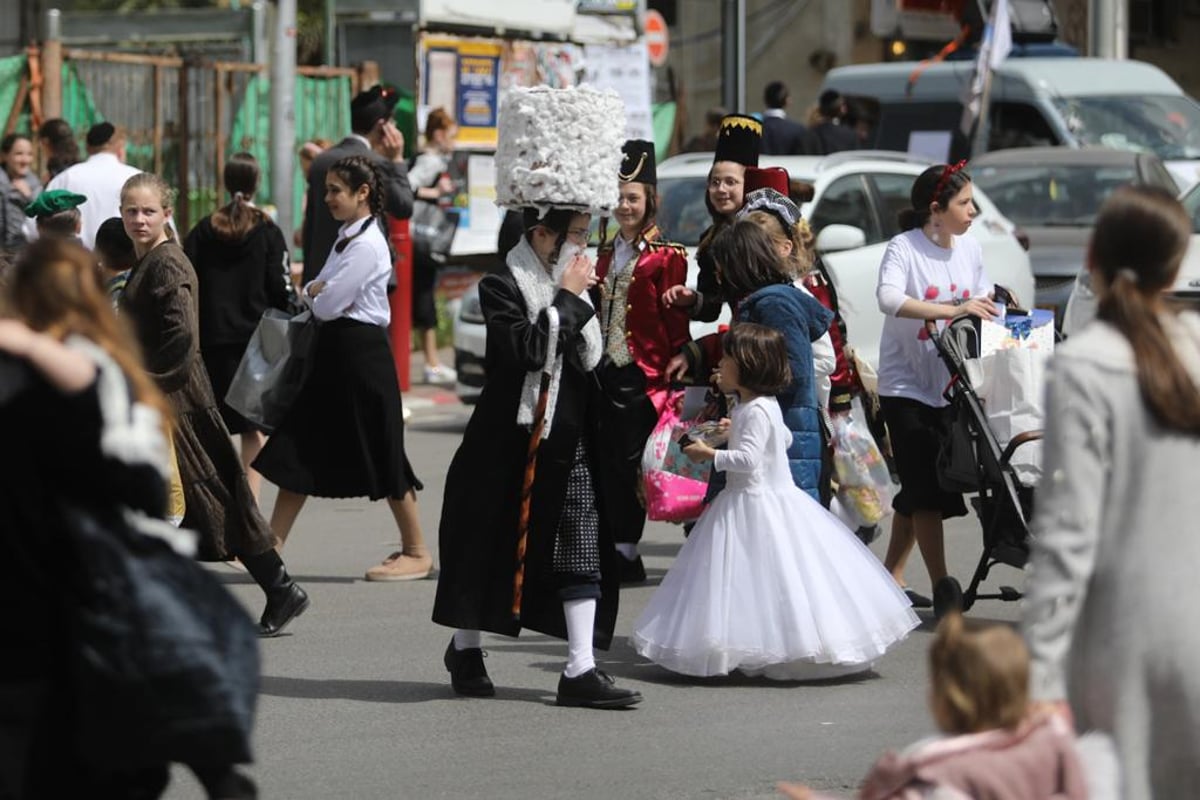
1023 184 1200 799
0 238 259 798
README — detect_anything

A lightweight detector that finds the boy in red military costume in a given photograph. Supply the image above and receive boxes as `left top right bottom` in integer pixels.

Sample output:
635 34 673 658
594 139 691 582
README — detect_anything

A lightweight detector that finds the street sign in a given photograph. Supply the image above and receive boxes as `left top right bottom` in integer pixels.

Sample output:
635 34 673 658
644 9 668 67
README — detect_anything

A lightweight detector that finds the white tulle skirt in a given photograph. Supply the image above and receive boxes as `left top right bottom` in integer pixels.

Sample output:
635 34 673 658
632 481 920 679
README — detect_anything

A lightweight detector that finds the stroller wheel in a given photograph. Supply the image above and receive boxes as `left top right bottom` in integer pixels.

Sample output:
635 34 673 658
933 576 964 619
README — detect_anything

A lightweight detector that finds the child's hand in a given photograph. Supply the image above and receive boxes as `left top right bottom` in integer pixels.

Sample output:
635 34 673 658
682 440 715 463
662 285 696 308
706 418 732 446
776 783 814 800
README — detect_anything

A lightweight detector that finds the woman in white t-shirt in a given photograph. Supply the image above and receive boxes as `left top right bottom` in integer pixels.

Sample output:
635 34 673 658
874 162 998 608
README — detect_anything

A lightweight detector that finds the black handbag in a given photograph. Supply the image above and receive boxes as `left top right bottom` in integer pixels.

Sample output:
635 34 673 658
65 505 260 768
936 401 979 493
410 199 459 265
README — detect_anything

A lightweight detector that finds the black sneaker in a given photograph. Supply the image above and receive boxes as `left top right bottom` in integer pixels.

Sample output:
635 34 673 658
556 669 642 709
443 639 495 697
617 554 647 584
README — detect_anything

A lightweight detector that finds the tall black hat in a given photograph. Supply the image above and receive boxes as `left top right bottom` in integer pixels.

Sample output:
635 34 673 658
713 114 761 167
619 139 657 185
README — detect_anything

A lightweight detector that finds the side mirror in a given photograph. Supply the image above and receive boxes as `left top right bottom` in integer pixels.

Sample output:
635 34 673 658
815 224 867 253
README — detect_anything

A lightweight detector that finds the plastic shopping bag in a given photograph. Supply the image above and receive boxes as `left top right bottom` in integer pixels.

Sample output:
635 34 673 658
976 345 1049 485
225 308 318 433
642 390 711 523
829 411 893 528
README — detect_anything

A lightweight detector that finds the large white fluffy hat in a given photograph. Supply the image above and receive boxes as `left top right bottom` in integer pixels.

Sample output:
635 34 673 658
495 85 626 216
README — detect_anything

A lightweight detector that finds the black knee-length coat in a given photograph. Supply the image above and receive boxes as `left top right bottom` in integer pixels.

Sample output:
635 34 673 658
432 272 619 648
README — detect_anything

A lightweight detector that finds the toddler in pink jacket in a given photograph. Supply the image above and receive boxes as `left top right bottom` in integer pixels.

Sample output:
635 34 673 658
779 614 1111 800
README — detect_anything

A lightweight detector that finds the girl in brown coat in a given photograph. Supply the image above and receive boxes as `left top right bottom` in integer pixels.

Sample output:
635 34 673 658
119 172 308 637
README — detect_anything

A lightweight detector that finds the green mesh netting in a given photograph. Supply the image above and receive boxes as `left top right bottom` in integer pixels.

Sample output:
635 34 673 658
1 55 103 150
228 72 353 257
653 101 676 162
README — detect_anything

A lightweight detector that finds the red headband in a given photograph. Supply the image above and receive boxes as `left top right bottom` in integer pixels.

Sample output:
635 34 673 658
932 159 968 201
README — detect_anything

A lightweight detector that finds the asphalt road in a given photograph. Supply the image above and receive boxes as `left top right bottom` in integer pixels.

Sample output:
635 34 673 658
166 398 1025 800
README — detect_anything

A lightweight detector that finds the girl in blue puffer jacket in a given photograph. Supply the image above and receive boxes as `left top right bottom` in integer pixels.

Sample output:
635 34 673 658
669 219 832 499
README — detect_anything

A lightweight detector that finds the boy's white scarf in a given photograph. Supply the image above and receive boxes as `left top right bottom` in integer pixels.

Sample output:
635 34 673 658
507 236 603 438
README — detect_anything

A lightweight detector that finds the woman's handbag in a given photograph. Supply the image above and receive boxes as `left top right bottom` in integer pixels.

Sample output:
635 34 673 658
224 308 318 433
410 200 460 265
65 505 260 768
642 390 713 523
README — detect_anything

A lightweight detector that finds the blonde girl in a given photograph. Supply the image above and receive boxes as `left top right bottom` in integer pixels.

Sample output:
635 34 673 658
118 172 309 637
779 615 1088 799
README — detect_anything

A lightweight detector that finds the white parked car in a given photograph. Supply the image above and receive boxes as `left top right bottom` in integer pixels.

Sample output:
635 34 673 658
1062 180 1200 337
454 151 1035 402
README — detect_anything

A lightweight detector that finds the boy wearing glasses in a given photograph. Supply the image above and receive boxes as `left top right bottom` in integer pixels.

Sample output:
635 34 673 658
433 85 642 710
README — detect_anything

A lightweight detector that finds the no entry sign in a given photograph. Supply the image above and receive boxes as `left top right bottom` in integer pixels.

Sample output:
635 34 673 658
644 9 669 67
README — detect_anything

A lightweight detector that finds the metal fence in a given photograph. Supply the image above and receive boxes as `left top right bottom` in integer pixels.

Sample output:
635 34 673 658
62 48 358 230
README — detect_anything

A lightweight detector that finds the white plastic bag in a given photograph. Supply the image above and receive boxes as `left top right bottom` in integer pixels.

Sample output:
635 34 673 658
975 344 1050 485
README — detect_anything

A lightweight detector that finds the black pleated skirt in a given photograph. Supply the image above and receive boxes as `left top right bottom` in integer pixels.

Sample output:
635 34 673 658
202 342 257 435
253 318 422 500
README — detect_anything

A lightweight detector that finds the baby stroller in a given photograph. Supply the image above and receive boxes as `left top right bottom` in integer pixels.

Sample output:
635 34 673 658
926 317 1042 618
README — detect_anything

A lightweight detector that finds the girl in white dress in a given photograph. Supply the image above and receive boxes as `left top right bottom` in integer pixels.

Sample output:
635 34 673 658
632 323 919 679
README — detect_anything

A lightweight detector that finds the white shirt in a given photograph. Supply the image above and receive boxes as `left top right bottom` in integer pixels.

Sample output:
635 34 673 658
305 215 393 325
612 233 637 274
25 152 143 248
875 228 990 407
794 279 836 409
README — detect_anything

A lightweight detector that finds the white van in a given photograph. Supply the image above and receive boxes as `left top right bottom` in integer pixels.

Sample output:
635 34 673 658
821 58 1200 190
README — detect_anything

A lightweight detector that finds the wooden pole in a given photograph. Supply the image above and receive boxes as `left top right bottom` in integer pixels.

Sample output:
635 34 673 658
215 65 226 194
153 64 164 176
177 58 192 229
41 10 63 121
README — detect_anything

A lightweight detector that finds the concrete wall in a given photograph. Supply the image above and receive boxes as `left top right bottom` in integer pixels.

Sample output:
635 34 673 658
668 0 878 142
663 0 1200 147
1036 0 1200 99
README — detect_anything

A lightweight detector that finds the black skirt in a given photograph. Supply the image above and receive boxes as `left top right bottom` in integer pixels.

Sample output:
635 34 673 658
201 342 256 435
253 318 422 500
879 395 967 519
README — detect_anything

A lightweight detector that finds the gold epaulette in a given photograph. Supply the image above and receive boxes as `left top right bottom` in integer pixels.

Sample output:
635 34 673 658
645 239 688 260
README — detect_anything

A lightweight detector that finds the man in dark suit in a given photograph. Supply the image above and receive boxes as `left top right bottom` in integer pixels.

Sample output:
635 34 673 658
301 85 415 281
812 90 860 155
760 81 818 156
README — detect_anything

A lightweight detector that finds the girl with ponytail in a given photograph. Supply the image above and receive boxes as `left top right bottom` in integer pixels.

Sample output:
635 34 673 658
184 152 293 500
873 162 1000 608
254 154 433 582
1023 184 1200 798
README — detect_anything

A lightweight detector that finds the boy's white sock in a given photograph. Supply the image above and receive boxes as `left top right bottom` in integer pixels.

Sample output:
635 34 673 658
615 543 638 560
453 629 482 651
563 598 597 678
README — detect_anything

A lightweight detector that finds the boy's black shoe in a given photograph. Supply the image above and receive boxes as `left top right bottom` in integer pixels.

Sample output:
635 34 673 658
444 639 495 697
556 669 642 709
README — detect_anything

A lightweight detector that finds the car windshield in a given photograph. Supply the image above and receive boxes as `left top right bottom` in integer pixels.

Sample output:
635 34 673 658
656 176 712 246
1182 183 1200 234
1051 94 1200 161
972 163 1140 227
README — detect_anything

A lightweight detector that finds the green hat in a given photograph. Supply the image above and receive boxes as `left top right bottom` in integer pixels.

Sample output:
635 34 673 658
25 189 87 218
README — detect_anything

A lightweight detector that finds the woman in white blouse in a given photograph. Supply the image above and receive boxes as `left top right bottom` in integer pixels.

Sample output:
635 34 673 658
254 154 432 581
